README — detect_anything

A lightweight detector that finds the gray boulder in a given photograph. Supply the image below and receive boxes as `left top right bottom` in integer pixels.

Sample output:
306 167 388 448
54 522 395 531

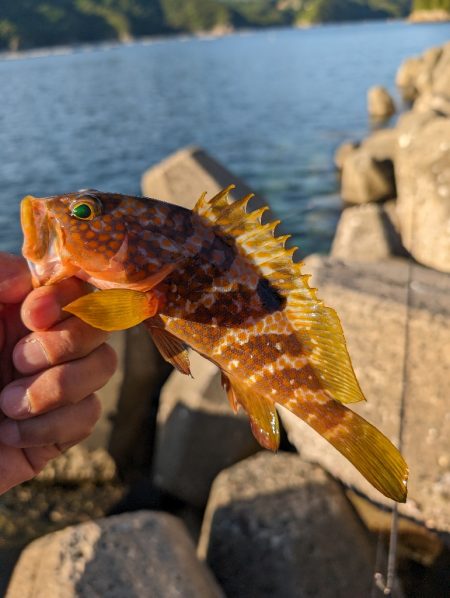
396 45 443 102
331 201 405 262
362 127 398 162
141 145 262 209
278 255 450 540
7 512 224 598
367 85 396 119
413 90 450 118
107 324 173 478
432 41 450 99
154 351 260 507
334 140 359 170
340 143 396 204
396 116 450 273
198 452 389 598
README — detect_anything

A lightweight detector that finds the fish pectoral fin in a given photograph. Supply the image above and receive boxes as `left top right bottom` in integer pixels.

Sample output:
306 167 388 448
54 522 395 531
225 375 280 451
63 289 159 331
148 327 191 376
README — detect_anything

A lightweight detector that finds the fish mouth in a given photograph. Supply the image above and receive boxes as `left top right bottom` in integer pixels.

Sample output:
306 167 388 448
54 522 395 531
21 196 65 287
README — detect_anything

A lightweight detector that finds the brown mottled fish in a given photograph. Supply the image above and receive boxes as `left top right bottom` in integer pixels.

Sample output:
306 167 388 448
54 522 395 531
21 187 408 502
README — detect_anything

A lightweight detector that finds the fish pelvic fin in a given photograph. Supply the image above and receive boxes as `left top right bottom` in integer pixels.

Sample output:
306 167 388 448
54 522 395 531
223 373 280 451
281 394 408 503
63 289 159 331
147 325 191 376
194 186 364 405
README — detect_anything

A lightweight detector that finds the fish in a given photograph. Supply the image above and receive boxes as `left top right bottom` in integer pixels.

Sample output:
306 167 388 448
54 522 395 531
21 186 408 502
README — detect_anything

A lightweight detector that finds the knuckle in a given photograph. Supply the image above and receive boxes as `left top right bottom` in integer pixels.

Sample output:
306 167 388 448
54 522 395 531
47 367 67 402
55 328 78 359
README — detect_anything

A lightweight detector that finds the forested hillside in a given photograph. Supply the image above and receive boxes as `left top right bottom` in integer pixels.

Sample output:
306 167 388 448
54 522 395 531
0 0 414 52
413 0 450 9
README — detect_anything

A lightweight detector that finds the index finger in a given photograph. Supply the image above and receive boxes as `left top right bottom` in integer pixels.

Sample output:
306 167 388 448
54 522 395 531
0 254 31 304
21 278 92 331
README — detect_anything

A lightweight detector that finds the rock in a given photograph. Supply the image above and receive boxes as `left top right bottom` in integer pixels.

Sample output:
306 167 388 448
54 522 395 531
36 446 116 485
141 145 263 209
334 140 359 170
154 351 260 507
413 90 450 118
107 324 173 479
198 452 387 598
7 512 223 598
362 128 398 162
331 202 406 262
82 331 125 452
396 45 443 102
77 324 173 482
367 85 396 119
396 109 438 141
340 143 396 204
278 255 450 540
432 42 450 100
396 116 450 273
396 55 423 102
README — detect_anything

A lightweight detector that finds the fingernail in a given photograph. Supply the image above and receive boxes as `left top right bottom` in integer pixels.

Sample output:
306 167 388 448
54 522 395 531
0 385 30 419
14 338 49 373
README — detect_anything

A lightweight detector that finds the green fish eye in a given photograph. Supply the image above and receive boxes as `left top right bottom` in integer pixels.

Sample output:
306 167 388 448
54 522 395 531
70 198 101 220
72 203 92 219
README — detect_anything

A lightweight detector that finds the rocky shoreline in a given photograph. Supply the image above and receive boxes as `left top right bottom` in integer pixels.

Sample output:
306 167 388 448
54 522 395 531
2 43 450 598
334 41 450 273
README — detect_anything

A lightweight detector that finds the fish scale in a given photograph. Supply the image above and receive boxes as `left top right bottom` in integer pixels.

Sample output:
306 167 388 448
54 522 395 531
21 186 408 502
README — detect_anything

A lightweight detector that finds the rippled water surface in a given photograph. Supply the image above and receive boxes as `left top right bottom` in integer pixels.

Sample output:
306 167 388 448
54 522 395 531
1 21 449 255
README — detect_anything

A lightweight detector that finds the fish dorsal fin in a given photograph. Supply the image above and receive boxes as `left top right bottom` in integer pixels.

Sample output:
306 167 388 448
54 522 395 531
195 187 365 405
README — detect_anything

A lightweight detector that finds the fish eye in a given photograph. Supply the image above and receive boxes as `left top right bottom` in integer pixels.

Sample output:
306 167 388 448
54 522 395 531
70 198 101 220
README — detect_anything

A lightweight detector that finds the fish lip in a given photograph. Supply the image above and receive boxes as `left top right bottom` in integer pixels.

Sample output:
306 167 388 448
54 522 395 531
21 196 48 261
21 196 64 287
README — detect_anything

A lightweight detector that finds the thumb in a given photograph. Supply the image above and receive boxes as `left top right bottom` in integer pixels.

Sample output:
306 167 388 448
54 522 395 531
0 253 31 304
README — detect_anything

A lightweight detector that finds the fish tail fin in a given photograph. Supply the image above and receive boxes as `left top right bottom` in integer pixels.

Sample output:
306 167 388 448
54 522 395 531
281 395 408 503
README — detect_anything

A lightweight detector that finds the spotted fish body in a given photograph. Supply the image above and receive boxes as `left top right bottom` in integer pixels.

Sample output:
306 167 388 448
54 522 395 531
21 187 408 502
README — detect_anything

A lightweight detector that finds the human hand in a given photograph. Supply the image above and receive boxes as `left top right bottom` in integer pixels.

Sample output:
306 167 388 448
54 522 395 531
0 253 117 494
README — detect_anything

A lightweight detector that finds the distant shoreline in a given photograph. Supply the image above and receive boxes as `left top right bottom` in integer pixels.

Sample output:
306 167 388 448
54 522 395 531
2 17 449 63
0 19 419 63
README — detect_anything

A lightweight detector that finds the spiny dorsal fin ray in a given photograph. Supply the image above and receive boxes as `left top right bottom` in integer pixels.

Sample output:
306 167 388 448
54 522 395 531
194 187 365 405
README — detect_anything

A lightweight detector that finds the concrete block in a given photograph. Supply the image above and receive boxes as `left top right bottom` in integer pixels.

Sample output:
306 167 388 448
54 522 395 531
198 452 387 598
154 351 260 507
279 255 450 539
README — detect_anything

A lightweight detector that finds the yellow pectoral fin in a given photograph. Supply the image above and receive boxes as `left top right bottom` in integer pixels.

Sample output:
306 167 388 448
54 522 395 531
63 289 159 331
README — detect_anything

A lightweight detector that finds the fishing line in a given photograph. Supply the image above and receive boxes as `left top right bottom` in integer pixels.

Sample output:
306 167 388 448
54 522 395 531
372 181 417 597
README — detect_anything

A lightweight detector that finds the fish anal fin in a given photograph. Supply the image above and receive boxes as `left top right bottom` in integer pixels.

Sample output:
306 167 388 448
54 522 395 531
63 289 159 331
226 375 280 451
148 326 191 376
